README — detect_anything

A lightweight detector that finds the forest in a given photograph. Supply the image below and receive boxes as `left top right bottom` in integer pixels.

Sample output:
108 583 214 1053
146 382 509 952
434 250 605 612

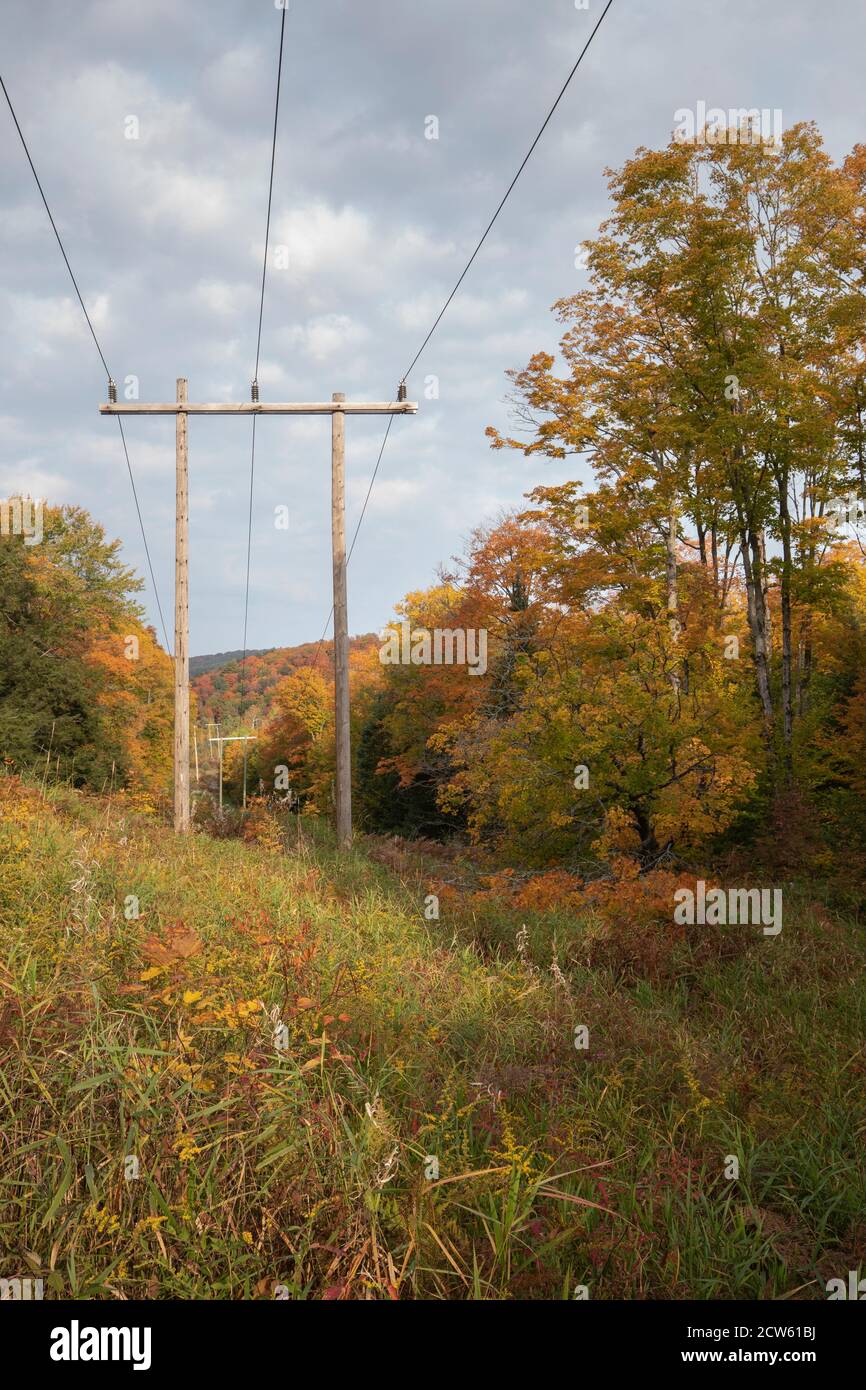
0 503 173 795
208 124 866 889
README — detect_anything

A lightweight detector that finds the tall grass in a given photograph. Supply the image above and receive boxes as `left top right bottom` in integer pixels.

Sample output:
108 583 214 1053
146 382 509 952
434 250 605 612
0 776 863 1299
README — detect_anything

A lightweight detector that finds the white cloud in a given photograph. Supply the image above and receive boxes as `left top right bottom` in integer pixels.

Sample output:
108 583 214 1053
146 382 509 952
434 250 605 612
140 169 231 236
394 286 529 332
0 463 72 501
283 313 369 365
266 202 369 287
193 280 253 318
347 474 425 517
4 292 110 354
200 43 266 111
268 201 455 294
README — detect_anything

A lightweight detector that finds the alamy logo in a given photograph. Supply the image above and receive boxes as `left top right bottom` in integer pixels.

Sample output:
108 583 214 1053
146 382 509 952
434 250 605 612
673 102 783 151
826 1270 866 1300
673 880 782 936
0 496 44 546
379 620 488 676
0 1277 43 1300
49 1320 152 1371
825 492 865 527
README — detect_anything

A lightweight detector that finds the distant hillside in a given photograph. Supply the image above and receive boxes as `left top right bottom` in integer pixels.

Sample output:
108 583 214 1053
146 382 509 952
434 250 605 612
190 648 273 679
191 635 378 728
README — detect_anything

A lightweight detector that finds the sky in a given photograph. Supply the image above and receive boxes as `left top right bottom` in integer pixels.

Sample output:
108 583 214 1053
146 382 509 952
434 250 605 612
1 0 863 656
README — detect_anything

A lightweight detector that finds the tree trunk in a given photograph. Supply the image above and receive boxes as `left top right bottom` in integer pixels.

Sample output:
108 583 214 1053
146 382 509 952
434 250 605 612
740 522 774 726
632 802 660 865
758 529 773 658
797 616 813 717
666 506 686 691
776 470 795 772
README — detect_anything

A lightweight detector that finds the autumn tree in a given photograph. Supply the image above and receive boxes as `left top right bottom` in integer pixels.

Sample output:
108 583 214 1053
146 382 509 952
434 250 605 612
0 503 173 791
489 122 866 781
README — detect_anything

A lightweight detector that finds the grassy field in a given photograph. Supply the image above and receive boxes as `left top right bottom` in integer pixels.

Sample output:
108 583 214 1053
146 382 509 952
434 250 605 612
1 774 864 1300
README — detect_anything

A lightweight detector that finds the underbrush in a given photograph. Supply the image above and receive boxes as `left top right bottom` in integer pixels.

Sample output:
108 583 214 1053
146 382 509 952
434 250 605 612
1 776 864 1299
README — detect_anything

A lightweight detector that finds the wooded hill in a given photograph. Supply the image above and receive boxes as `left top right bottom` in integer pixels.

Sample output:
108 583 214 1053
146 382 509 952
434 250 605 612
191 636 378 730
190 649 274 680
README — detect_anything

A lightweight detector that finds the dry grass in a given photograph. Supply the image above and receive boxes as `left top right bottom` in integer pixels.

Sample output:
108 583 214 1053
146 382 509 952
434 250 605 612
1 775 864 1299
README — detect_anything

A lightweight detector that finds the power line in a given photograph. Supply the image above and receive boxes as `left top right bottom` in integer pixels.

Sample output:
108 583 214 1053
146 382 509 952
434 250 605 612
0 70 171 654
311 0 616 655
401 0 615 384
348 413 396 568
239 1 288 718
116 415 171 651
308 413 396 671
0 75 110 379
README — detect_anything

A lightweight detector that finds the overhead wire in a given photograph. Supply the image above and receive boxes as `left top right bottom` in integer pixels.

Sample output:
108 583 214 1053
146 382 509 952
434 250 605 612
309 0 616 667
0 71 171 654
238 1 288 719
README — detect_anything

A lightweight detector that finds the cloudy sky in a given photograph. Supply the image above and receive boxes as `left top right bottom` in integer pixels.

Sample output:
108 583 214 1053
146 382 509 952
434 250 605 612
1 0 862 655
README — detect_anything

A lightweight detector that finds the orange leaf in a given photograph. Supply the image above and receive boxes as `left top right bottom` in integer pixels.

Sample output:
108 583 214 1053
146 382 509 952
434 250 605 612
142 923 203 966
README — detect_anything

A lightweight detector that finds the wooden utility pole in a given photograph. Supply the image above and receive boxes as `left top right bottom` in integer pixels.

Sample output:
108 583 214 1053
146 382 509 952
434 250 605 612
100 388 417 844
206 730 257 812
331 393 351 849
174 378 190 833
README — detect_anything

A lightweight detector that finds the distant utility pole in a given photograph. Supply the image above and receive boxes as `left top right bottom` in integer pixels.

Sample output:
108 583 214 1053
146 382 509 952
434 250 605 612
207 730 257 811
174 378 190 833
331 394 351 849
100 384 417 845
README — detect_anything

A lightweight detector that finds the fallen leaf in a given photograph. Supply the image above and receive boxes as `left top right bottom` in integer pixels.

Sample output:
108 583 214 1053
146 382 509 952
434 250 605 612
142 923 203 966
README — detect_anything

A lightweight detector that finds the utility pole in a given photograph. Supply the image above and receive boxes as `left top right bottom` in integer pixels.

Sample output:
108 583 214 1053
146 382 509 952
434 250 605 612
101 387 418 843
331 393 351 849
207 729 257 811
241 714 261 812
174 378 190 833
